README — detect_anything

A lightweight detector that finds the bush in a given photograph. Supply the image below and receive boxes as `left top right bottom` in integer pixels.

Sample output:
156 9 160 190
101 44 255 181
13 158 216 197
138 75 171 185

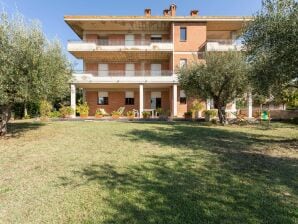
76 102 89 116
39 100 52 118
49 110 61 118
142 111 151 119
111 111 121 116
184 111 192 116
126 111 134 117
204 109 217 117
156 108 170 117
59 105 73 118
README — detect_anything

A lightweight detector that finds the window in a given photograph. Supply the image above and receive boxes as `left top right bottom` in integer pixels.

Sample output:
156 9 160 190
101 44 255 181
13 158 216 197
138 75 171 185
180 27 187 41
125 91 134 105
180 59 187 68
180 90 187 104
98 91 108 105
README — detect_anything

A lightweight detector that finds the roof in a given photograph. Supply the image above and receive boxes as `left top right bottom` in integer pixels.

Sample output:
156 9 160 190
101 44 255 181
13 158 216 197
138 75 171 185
64 15 253 38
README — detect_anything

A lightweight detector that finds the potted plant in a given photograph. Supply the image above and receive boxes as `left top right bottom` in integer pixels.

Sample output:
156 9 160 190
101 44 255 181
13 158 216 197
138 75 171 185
157 108 170 121
204 109 217 122
95 109 103 119
76 102 89 118
111 111 121 119
126 110 135 121
142 111 151 119
59 105 74 118
184 111 192 120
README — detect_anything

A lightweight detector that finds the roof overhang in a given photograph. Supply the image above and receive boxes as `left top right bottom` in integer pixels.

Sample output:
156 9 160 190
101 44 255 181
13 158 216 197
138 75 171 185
64 16 252 38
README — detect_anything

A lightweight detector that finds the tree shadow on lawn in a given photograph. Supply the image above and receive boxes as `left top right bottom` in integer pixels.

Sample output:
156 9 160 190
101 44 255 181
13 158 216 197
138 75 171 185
62 123 298 223
3 121 45 139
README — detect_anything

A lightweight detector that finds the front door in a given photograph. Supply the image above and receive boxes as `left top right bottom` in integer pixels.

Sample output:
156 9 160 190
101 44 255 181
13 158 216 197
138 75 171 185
151 92 162 109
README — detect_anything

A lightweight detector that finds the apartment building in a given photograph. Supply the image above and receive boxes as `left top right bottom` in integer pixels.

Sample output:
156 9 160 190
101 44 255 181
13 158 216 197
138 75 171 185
65 4 252 117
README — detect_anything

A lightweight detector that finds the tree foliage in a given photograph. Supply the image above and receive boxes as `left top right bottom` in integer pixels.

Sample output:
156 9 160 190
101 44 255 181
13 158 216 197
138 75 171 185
0 12 71 135
178 51 248 124
243 0 298 95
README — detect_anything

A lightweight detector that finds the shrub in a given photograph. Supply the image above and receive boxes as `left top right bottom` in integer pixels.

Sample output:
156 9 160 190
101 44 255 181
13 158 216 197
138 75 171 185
142 111 151 119
191 100 204 112
95 109 103 115
76 102 89 116
39 100 52 118
156 108 170 116
126 110 134 117
111 111 121 116
184 111 192 116
59 105 73 118
49 110 61 118
204 109 217 117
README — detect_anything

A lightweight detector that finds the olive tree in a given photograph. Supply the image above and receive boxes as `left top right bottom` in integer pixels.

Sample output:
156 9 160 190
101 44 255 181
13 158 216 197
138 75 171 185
243 0 298 96
178 51 248 124
0 12 71 135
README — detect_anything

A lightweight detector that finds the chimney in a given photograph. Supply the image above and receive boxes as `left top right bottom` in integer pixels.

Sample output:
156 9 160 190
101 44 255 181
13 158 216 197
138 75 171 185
144 8 151 17
163 9 170 16
169 4 177 16
190 10 199 17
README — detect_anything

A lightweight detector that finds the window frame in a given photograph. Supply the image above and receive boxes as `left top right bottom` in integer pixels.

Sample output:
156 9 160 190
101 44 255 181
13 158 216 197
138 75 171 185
98 91 109 105
179 90 187 104
125 91 135 105
180 27 187 42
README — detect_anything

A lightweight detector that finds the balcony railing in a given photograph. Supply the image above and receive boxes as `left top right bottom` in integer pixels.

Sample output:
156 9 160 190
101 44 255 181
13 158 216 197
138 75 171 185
70 39 172 46
73 70 174 77
206 39 243 51
68 40 173 52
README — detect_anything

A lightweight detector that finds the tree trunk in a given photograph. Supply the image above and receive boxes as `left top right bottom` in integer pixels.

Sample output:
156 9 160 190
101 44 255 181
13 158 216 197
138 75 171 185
218 107 227 125
213 98 227 125
0 105 11 136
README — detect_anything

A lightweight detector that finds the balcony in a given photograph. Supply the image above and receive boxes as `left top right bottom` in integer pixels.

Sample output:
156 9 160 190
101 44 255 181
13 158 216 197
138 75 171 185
71 70 178 84
206 39 243 51
68 40 173 52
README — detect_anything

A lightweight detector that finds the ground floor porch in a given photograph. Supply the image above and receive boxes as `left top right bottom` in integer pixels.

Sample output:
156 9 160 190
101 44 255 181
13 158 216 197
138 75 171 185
70 83 254 118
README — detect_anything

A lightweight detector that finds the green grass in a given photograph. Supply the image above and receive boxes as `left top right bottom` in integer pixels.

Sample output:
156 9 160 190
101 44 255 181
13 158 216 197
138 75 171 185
0 120 297 224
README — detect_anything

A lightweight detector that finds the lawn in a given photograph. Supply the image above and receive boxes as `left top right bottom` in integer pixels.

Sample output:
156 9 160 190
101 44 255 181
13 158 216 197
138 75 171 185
0 120 297 224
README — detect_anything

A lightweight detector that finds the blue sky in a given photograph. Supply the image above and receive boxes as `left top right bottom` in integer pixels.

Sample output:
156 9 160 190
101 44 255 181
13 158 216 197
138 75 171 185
0 0 262 68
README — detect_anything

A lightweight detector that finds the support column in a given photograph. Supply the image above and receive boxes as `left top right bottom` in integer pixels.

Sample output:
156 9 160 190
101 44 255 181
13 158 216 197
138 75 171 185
70 84 76 118
139 84 144 118
206 98 211 110
248 92 253 118
173 84 178 117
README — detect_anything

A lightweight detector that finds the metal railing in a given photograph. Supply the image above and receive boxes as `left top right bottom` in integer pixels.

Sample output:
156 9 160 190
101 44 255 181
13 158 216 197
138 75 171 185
69 39 172 46
207 39 243 46
73 70 174 77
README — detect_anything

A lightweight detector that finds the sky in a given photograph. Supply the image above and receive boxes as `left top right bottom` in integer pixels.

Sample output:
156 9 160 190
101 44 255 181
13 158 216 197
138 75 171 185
0 0 262 69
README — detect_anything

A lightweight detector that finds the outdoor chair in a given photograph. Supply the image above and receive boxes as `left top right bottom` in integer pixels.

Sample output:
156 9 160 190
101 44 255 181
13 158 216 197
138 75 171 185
132 109 139 117
99 108 110 116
